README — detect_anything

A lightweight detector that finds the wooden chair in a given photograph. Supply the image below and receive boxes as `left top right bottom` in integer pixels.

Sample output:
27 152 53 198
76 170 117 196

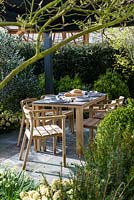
17 98 56 147
92 99 117 119
19 105 66 170
41 95 74 133
83 100 117 141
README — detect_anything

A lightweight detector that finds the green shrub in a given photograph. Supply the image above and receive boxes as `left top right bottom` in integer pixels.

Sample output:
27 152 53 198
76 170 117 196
0 30 41 111
69 155 127 200
54 74 84 94
95 101 134 198
0 168 35 200
94 70 130 99
106 27 134 80
106 27 134 97
53 43 115 87
0 103 21 133
61 100 134 200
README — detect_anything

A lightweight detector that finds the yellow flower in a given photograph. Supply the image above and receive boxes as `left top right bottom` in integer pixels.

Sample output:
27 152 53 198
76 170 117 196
28 190 37 198
51 179 61 192
67 189 73 195
33 191 41 200
53 190 62 200
39 185 50 197
21 197 29 200
42 195 48 200
62 179 71 190
6 122 10 127
20 191 28 199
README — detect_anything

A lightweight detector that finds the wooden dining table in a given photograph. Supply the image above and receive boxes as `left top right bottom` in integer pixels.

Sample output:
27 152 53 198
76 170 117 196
32 94 107 156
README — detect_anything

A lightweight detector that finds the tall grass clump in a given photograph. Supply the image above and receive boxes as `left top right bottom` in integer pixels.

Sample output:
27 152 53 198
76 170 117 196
0 167 36 200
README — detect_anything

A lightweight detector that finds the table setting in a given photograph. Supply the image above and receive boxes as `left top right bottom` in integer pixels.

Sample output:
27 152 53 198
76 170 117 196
33 89 106 104
57 89 106 103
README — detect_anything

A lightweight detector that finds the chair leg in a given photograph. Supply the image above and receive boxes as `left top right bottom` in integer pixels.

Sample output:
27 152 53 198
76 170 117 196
22 138 32 170
34 139 37 152
36 139 41 151
19 134 27 160
53 136 57 155
62 124 66 167
17 116 25 146
43 139 46 152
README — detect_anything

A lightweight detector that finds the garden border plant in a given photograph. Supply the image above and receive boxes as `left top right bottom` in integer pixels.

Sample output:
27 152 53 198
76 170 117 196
0 167 36 200
93 70 130 99
0 30 42 112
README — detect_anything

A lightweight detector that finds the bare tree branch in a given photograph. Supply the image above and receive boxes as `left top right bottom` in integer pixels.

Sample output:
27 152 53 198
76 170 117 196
0 0 134 89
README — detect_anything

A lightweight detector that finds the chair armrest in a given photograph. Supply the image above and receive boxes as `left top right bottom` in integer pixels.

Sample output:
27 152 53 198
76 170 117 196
93 100 117 111
33 114 66 121
93 104 106 110
32 109 56 115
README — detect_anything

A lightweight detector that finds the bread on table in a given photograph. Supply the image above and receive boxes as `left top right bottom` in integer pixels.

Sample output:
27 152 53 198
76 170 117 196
64 89 83 97
70 89 82 94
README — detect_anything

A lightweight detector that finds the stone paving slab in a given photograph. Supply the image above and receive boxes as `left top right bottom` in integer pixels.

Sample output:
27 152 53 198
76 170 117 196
1 150 82 183
0 126 89 183
0 130 20 162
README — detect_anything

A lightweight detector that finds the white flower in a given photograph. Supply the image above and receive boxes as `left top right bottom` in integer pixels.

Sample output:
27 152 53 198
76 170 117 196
39 185 50 197
32 191 41 200
67 189 73 195
20 191 28 199
62 179 71 190
51 179 61 192
6 122 10 127
21 197 29 200
41 195 48 200
53 190 62 200
27 190 36 198
67 188 73 199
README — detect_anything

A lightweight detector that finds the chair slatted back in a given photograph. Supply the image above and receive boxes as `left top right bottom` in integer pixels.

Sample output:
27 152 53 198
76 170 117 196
105 100 117 111
117 96 124 106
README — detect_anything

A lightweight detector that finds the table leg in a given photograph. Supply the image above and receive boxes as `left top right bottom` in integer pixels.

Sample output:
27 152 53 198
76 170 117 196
75 107 84 156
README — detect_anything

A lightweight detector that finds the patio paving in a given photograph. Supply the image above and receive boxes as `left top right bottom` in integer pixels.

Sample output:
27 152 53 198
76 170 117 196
0 123 89 183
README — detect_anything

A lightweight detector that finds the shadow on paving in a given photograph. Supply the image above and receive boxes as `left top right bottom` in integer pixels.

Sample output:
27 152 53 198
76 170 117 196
0 126 90 183
0 130 20 162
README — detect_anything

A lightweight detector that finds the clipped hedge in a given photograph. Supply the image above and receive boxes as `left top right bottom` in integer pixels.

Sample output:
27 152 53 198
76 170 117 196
53 43 115 87
93 70 130 99
54 74 84 94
